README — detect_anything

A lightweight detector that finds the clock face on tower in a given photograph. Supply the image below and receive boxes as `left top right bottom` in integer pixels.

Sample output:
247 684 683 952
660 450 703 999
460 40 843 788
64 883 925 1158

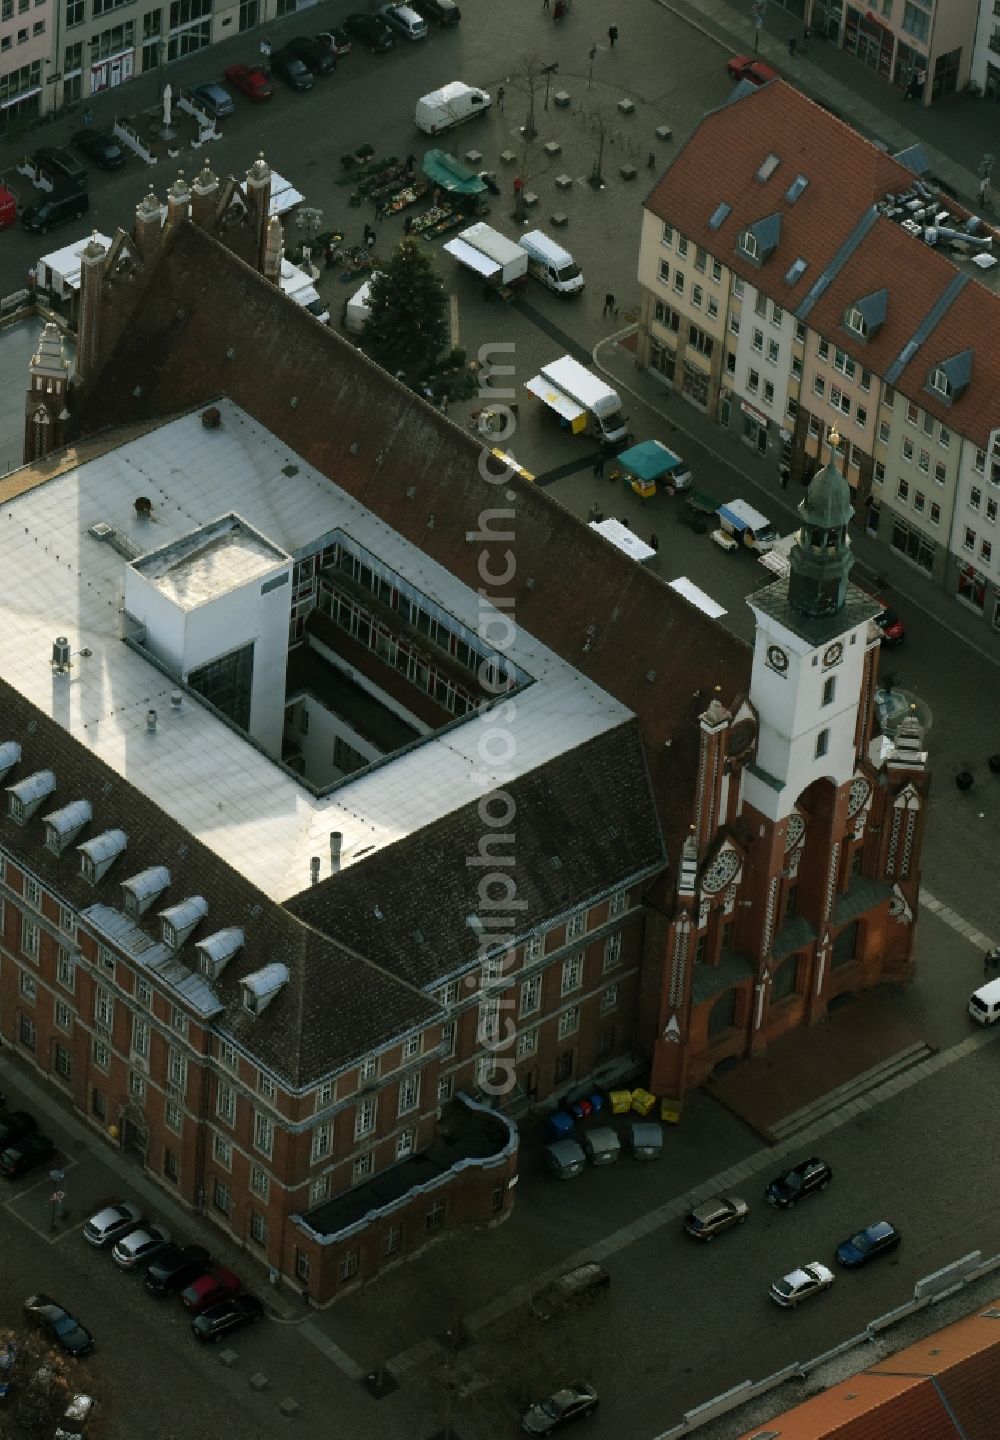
823 641 844 668
702 848 740 894
767 644 789 674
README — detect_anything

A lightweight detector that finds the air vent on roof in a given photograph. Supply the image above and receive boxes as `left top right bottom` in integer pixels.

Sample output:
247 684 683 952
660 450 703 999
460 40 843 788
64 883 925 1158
645 669 657 682
77 827 128 882
121 865 171 918
7 770 56 824
413 929 425 946
159 895 208 950
241 963 289 1015
281 464 298 477
785 174 809 203
0 741 22 784
89 521 113 541
785 257 807 285
44 799 92 854
756 153 780 182
981 1307 1000 1319
249 903 264 920
197 927 244 980
550 855 562 870
708 201 731 231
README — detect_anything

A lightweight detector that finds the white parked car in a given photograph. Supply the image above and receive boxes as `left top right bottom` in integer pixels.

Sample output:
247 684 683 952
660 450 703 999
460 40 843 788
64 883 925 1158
769 1261 835 1308
83 1201 142 1247
381 2 427 39
112 1223 171 1269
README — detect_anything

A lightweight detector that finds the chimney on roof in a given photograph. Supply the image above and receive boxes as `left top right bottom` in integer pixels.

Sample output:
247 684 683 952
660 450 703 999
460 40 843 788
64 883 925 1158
166 170 190 231
330 831 342 874
134 185 163 262
310 856 321 886
146 710 157 734
170 690 183 711
134 495 152 518
73 234 108 391
190 162 220 231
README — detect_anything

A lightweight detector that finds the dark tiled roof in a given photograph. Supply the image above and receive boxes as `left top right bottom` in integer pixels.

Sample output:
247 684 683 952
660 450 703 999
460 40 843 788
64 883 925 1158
832 874 894 926
287 723 665 990
751 577 881 648
772 914 815 960
690 949 753 1005
0 679 439 1088
69 221 751 865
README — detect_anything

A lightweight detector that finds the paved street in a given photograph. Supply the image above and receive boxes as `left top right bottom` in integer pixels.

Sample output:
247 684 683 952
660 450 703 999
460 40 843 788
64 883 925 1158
1 1 1000 1437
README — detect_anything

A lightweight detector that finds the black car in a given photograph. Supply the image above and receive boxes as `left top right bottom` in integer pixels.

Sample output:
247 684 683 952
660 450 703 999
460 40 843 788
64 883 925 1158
765 1156 832 1208
0 1132 55 1178
190 1293 264 1342
286 35 336 75
72 128 125 170
0 1110 37 1146
23 1294 93 1356
144 1242 211 1296
32 145 88 189
270 48 314 90
342 13 395 50
836 1219 902 1267
411 0 461 22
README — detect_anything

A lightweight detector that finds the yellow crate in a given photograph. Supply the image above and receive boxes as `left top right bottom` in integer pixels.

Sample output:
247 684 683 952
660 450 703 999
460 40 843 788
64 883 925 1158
608 1089 633 1115
660 1099 683 1125
631 1087 657 1116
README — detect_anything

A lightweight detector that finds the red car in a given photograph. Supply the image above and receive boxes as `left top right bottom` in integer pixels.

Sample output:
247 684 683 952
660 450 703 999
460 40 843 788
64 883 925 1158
224 63 273 101
726 55 779 86
180 1267 241 1314
874 604 905 645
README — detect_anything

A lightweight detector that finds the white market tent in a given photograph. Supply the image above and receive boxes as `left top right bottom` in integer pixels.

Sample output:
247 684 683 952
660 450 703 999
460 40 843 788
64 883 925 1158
589 518 656 564
268 170 304 217
668 576 727 619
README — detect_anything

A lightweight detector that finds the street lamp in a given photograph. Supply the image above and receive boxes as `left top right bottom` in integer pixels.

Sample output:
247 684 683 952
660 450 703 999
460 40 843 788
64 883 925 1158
751 0 766 54
49 1168 65 1233
542 61 558 110
588 43 597 88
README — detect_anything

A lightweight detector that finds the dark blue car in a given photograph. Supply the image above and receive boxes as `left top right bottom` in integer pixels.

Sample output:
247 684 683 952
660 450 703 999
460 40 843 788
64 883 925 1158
836 1220 901 1267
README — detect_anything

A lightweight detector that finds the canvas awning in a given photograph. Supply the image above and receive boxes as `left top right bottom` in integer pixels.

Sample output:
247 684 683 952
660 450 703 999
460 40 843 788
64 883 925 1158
525 373 585 425
422 149 486 195
443 236 500 278
616 439 679 481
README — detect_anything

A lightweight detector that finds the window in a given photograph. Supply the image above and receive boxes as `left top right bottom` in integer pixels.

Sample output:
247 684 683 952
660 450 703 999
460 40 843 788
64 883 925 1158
677 236 689 257
964 527 976 552
970 488 982 511
729 313 740 336
426 1199 446 1233
878 420 890 444
891 516 937 573
525 933 543 962
253 1111 273 1157
315 1080 335 1110
975 448 987 474
250 1167 270 1200
914 491 925 514
604 932 622 971
437 1074 453 1103
747 369 760 394
561 955 582 995
132 1017 149 1059
478 997 499 1044
918 449 929 473
311 1122 332 1162
845 306 866 337
833 348 857 380
20 970 36 1001
672 271 684 295
168 1048 187 1092
691 284 703 309
352 1152 373 1183
21 917 39 960
213 1179 231 1215
927 364 950 397
658 258 669 285
733 277 744 298
815 729 829 758
557 1006 579 1039
707 296 719 319
982 539 993 564
397 1073 420 1116
396 1129 414 1160
165 1100 182 1133
600 984 619 1014
92 1038 110 1072
516 1026 538 1057
310 1176 329 1204
660 222 673 246
808 415 821 439
934 461 946 484
135 977 151 1008
817 339 829 361
874 461 885 484
754 292 766 317
930 502 941 526
795 321 806 343
751 328 764 353
906 401 919 425
213 1133 232 1168
295 1249 310 1283
766 339 779 364
54 1044 71 1080
249 1211 268 1247
258 1071 276 1100
55 999 72 1031
764 381 775 405
771 302 783 326
988 499 998 524
402 1032 422 1061
24 875 41 908
813 376 826 398
711 258 722 281
359 1055 378 1084
882 383 894 408
216 1081 235 1124
383 1222 403 1257
822 676 836 706
939 426 951 449
901 437 914 462
220 1040 237 1070
519 974 541 1016
94 988 113 1028
441 1020 456 1057
694 245 706 272
355 1096 377 1139
172 1007 188 1039
897 478 909 503
856 406 867 428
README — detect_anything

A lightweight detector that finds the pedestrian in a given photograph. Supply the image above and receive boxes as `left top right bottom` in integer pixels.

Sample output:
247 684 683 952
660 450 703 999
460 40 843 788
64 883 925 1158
325 241 335 269
552 1 565 20
593 452 605 477
404 214 414 235
803 24 810 46
788 36 796 56
513 173 523 199
366 231 376 253
650 533 659 551
27 266 36 291
603 291 615 316
83 107 94 126
608 23 618 46
441 393 449 414
543 0 549 9
405 152 416 175
496 84 505 112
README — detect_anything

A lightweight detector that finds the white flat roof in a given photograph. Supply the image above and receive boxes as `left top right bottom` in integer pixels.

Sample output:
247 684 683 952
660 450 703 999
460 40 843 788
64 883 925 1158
0 400 632 901
589 518 655 562
132 514 289 608
668 576 727 619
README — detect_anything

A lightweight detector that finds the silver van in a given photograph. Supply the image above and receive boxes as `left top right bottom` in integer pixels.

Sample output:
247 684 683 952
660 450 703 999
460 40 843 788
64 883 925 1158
519 230 585 296
969 977 1000 1024
544 1138 585 1179
582 1126 620 1166
630 1121 663 1160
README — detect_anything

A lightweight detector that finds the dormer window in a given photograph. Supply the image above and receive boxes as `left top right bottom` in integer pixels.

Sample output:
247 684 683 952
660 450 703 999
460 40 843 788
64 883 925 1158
121 866 170 920
845 307 867 338
44 799 92 855
739 231 759 261
240 963 289 1015
158 896 208 950
0 741 22 784
6 770 56 825
196 928 244 981
77 829 128 884
929 366 950 398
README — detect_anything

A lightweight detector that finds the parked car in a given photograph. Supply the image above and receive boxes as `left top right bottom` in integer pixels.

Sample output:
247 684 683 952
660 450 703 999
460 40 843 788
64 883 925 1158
58 1392 96 1433
23 1295 93 1356
683 1194 749 1241
522 1381 599 1435
144 1243 211 1296
72 128 125 169
180 1267 241 1314
286 35 336 75
765 1156 832 1208
874 604 905 645
316 27 352 55
769 1261 835 1308
224 63 273 101
270 48 315 91
0 1111 37 1146
411 0 461 24
191 1293 264 1342
32 146 88 189
0 1132 55 1178
726 55 779 86
836 1220 901 1267
342 12 396 51
112 1223 171 1269
21 189 88 234
381 2 428 39
531 1263 610 1319
190 82 236 117
83 1200 142 1247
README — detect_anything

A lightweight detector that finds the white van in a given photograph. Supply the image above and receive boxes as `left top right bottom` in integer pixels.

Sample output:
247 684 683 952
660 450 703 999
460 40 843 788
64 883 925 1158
969 977 1000 1024
519 230 584 295
415 81 491 134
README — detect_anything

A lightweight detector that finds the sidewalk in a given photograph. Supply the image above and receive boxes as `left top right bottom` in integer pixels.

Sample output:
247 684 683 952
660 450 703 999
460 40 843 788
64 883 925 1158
594 331 1000 670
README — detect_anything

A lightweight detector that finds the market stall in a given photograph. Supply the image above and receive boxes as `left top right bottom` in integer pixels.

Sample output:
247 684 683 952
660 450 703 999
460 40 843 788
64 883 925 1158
615 439 692 498
416 150 489 238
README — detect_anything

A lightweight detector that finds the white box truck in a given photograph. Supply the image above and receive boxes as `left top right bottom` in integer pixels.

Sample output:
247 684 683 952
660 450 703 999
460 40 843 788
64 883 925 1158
443 222 528 293
279 257 329 324
717 499 780 552
520 230 584 295
525 355 629 446
415 81 491 134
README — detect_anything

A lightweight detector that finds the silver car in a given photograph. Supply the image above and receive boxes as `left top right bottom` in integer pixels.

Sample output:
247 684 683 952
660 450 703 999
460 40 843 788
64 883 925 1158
83 1201 142 1247
684 1194 749 1241
381 2 427 38
769 1261 835 1308
190 82 236 117
112 1223 171 1269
